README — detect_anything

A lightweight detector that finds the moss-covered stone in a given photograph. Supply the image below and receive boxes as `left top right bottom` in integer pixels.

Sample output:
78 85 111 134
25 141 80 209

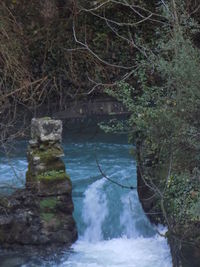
43 158 66 174
39 197 58 212
36 170 70 183
40 212 55 222
0 197 9 209
32 145 64 163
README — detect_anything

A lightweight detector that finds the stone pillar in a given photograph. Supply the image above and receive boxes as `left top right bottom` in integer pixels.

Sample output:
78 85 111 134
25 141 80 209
26 117 67 194
0 117 77 247
25 117 77 245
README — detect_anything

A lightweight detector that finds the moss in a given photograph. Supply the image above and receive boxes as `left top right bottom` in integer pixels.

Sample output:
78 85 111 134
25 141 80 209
36 170 70 182
40 197 58 212
40 212 61 228
40 212 55 222
33 146 64 163
0 197 9 209
45 159 65 172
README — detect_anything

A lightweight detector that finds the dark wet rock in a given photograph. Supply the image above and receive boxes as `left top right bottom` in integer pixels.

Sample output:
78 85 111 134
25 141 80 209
0 244 72 267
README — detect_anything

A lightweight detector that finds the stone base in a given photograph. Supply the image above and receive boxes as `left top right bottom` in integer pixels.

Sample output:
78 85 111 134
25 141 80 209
0 189 77 247
0 118 78 249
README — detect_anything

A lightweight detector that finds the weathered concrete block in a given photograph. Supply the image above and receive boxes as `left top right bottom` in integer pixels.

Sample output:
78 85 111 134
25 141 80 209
31 118 62 143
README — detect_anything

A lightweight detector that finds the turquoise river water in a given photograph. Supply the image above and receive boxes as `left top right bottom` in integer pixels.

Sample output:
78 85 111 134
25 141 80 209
0 134 172 267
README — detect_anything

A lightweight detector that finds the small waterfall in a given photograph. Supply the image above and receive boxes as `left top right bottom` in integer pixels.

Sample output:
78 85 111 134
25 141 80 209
64 176 172 267
82 179 108 242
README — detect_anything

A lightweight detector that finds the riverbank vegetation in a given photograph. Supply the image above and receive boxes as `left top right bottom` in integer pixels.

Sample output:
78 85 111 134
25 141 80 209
93 1 200 266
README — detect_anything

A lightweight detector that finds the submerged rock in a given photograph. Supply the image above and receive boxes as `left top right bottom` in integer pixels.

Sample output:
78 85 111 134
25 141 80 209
0 117 77 248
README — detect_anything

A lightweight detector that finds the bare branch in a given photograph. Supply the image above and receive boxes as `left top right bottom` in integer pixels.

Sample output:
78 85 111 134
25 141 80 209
79 0 111 12
96 158 136 190
0 77 48 101
72 19 136 70
189 4 200 16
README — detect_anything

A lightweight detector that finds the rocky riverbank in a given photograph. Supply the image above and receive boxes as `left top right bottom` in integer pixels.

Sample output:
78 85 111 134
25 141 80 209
136 144 200 267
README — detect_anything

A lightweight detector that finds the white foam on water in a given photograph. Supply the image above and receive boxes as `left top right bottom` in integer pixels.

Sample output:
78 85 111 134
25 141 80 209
82 179 108 242
61 236 171 267
120 191 140 238
59 177 172 267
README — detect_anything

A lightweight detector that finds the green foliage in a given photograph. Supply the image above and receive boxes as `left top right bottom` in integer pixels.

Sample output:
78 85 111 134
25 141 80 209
165 172 200 224
102 1 200 229
104 14 200 165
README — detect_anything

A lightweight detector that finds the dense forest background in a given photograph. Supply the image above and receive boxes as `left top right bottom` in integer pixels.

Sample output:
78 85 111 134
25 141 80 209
0 0 198 143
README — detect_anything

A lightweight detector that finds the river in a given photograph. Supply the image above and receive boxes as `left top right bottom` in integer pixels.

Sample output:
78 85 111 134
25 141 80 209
0 133 172 267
